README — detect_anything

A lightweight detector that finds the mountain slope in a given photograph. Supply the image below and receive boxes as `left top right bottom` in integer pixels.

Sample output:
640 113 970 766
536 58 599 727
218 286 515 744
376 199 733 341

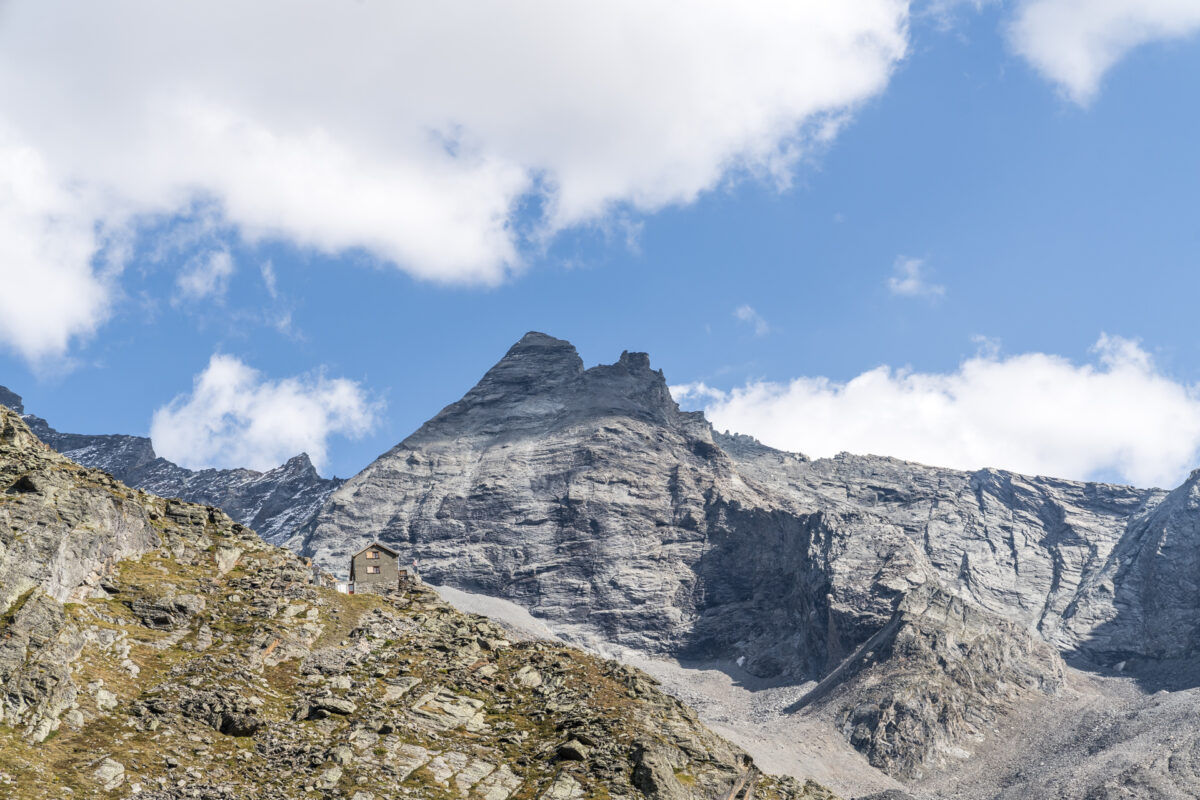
0 405 832 800
0 387 340 545
298 332 1200 784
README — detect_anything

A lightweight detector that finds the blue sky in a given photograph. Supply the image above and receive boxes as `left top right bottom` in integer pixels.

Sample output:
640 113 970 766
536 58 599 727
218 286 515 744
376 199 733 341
3 2 1200 487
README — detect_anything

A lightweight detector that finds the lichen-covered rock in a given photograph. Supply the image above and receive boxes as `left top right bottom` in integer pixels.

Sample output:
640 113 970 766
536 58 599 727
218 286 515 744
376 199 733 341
0 407 162 611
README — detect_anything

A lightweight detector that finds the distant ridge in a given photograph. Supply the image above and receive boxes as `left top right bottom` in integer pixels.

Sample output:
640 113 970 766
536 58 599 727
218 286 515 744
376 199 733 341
0 385 340 545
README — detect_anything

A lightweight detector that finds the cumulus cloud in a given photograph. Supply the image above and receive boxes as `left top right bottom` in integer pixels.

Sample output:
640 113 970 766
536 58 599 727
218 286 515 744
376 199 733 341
0 0 909 361
673 335 1200 487
150 355 379 473
734 305 771 336
176 249 235 301
0 137 114 362
1009 0 1200 103
888 256 945 298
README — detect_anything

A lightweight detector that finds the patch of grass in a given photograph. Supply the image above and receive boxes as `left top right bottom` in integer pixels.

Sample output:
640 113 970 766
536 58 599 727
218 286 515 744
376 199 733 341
312 591 386 649
0 587 35 628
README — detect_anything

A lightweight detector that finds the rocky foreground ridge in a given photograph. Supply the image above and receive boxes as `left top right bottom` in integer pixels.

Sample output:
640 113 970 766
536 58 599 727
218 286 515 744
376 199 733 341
0 387 340 546
296 333 1200 787
0 405 832 800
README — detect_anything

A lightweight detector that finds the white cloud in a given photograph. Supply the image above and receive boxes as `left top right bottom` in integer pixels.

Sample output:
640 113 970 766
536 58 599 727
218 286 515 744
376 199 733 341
734 305 771 336
1009 0 1200 104
0 0 908 361
671 382 730 405
673 335 1200 487
150 354 379 472
888 256 945 298
0 137 114 363
176 249 235 301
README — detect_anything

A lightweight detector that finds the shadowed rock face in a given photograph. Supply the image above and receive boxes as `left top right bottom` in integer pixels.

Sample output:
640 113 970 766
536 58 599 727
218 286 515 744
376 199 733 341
0 386 23 414
1066 469 1200 666
297 332 1200 777
793 584 1065 779
0 387 341 546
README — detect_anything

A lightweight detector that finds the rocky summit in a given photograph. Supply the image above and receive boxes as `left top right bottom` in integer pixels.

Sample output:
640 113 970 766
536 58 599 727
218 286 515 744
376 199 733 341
0 404 832 800
0 387 340 546
295 332 1200 796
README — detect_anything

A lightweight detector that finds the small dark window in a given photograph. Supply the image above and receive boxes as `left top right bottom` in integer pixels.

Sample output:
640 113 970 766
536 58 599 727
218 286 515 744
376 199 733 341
367 565 381 574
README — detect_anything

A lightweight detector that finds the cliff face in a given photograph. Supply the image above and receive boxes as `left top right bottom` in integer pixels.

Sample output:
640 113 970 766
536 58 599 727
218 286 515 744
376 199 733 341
297 333 1172 669
0 388 341 546
793 584 1065 779
297 332 1200 778
0 405 830 800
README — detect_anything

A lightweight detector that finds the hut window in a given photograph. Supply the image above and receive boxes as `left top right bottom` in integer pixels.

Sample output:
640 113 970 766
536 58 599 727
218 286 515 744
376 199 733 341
367 565 381 574
367 550 379 559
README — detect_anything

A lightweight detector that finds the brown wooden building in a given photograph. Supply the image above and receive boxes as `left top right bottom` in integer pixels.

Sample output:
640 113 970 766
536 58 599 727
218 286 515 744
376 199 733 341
349 542 401 594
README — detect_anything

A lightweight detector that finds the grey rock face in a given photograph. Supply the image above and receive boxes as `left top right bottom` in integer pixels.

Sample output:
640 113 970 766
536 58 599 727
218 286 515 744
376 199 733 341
0 406 161 611
0 405 164 738
299 333 1164 669
1067 469 1200 666
298 332 1200 777
795 584 1064 778
0 386 341 545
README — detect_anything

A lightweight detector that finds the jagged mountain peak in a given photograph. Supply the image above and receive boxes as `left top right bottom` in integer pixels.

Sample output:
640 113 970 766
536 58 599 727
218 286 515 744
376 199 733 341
407 333 685 443
511 329 582 356
616 349 653 370
276 451 319 477
489 330 585 382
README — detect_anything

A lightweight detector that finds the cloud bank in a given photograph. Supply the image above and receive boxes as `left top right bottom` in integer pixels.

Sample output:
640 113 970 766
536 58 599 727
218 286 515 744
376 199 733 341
1009 0 1200 103
673 336 1200 487
0 0 908 362
150 355 378 473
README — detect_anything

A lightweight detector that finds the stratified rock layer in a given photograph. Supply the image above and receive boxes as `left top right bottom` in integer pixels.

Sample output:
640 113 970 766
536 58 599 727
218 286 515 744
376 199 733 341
794 584 1065 778
298 332 1200 777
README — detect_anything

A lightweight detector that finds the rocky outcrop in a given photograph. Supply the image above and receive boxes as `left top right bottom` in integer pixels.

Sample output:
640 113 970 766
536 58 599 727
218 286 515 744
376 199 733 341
0 386 341 545
794 584 1065 778
0 386 22 414
296 332 1200 778
0 404 161 610
1067 468 1200 666
0 405 833 800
